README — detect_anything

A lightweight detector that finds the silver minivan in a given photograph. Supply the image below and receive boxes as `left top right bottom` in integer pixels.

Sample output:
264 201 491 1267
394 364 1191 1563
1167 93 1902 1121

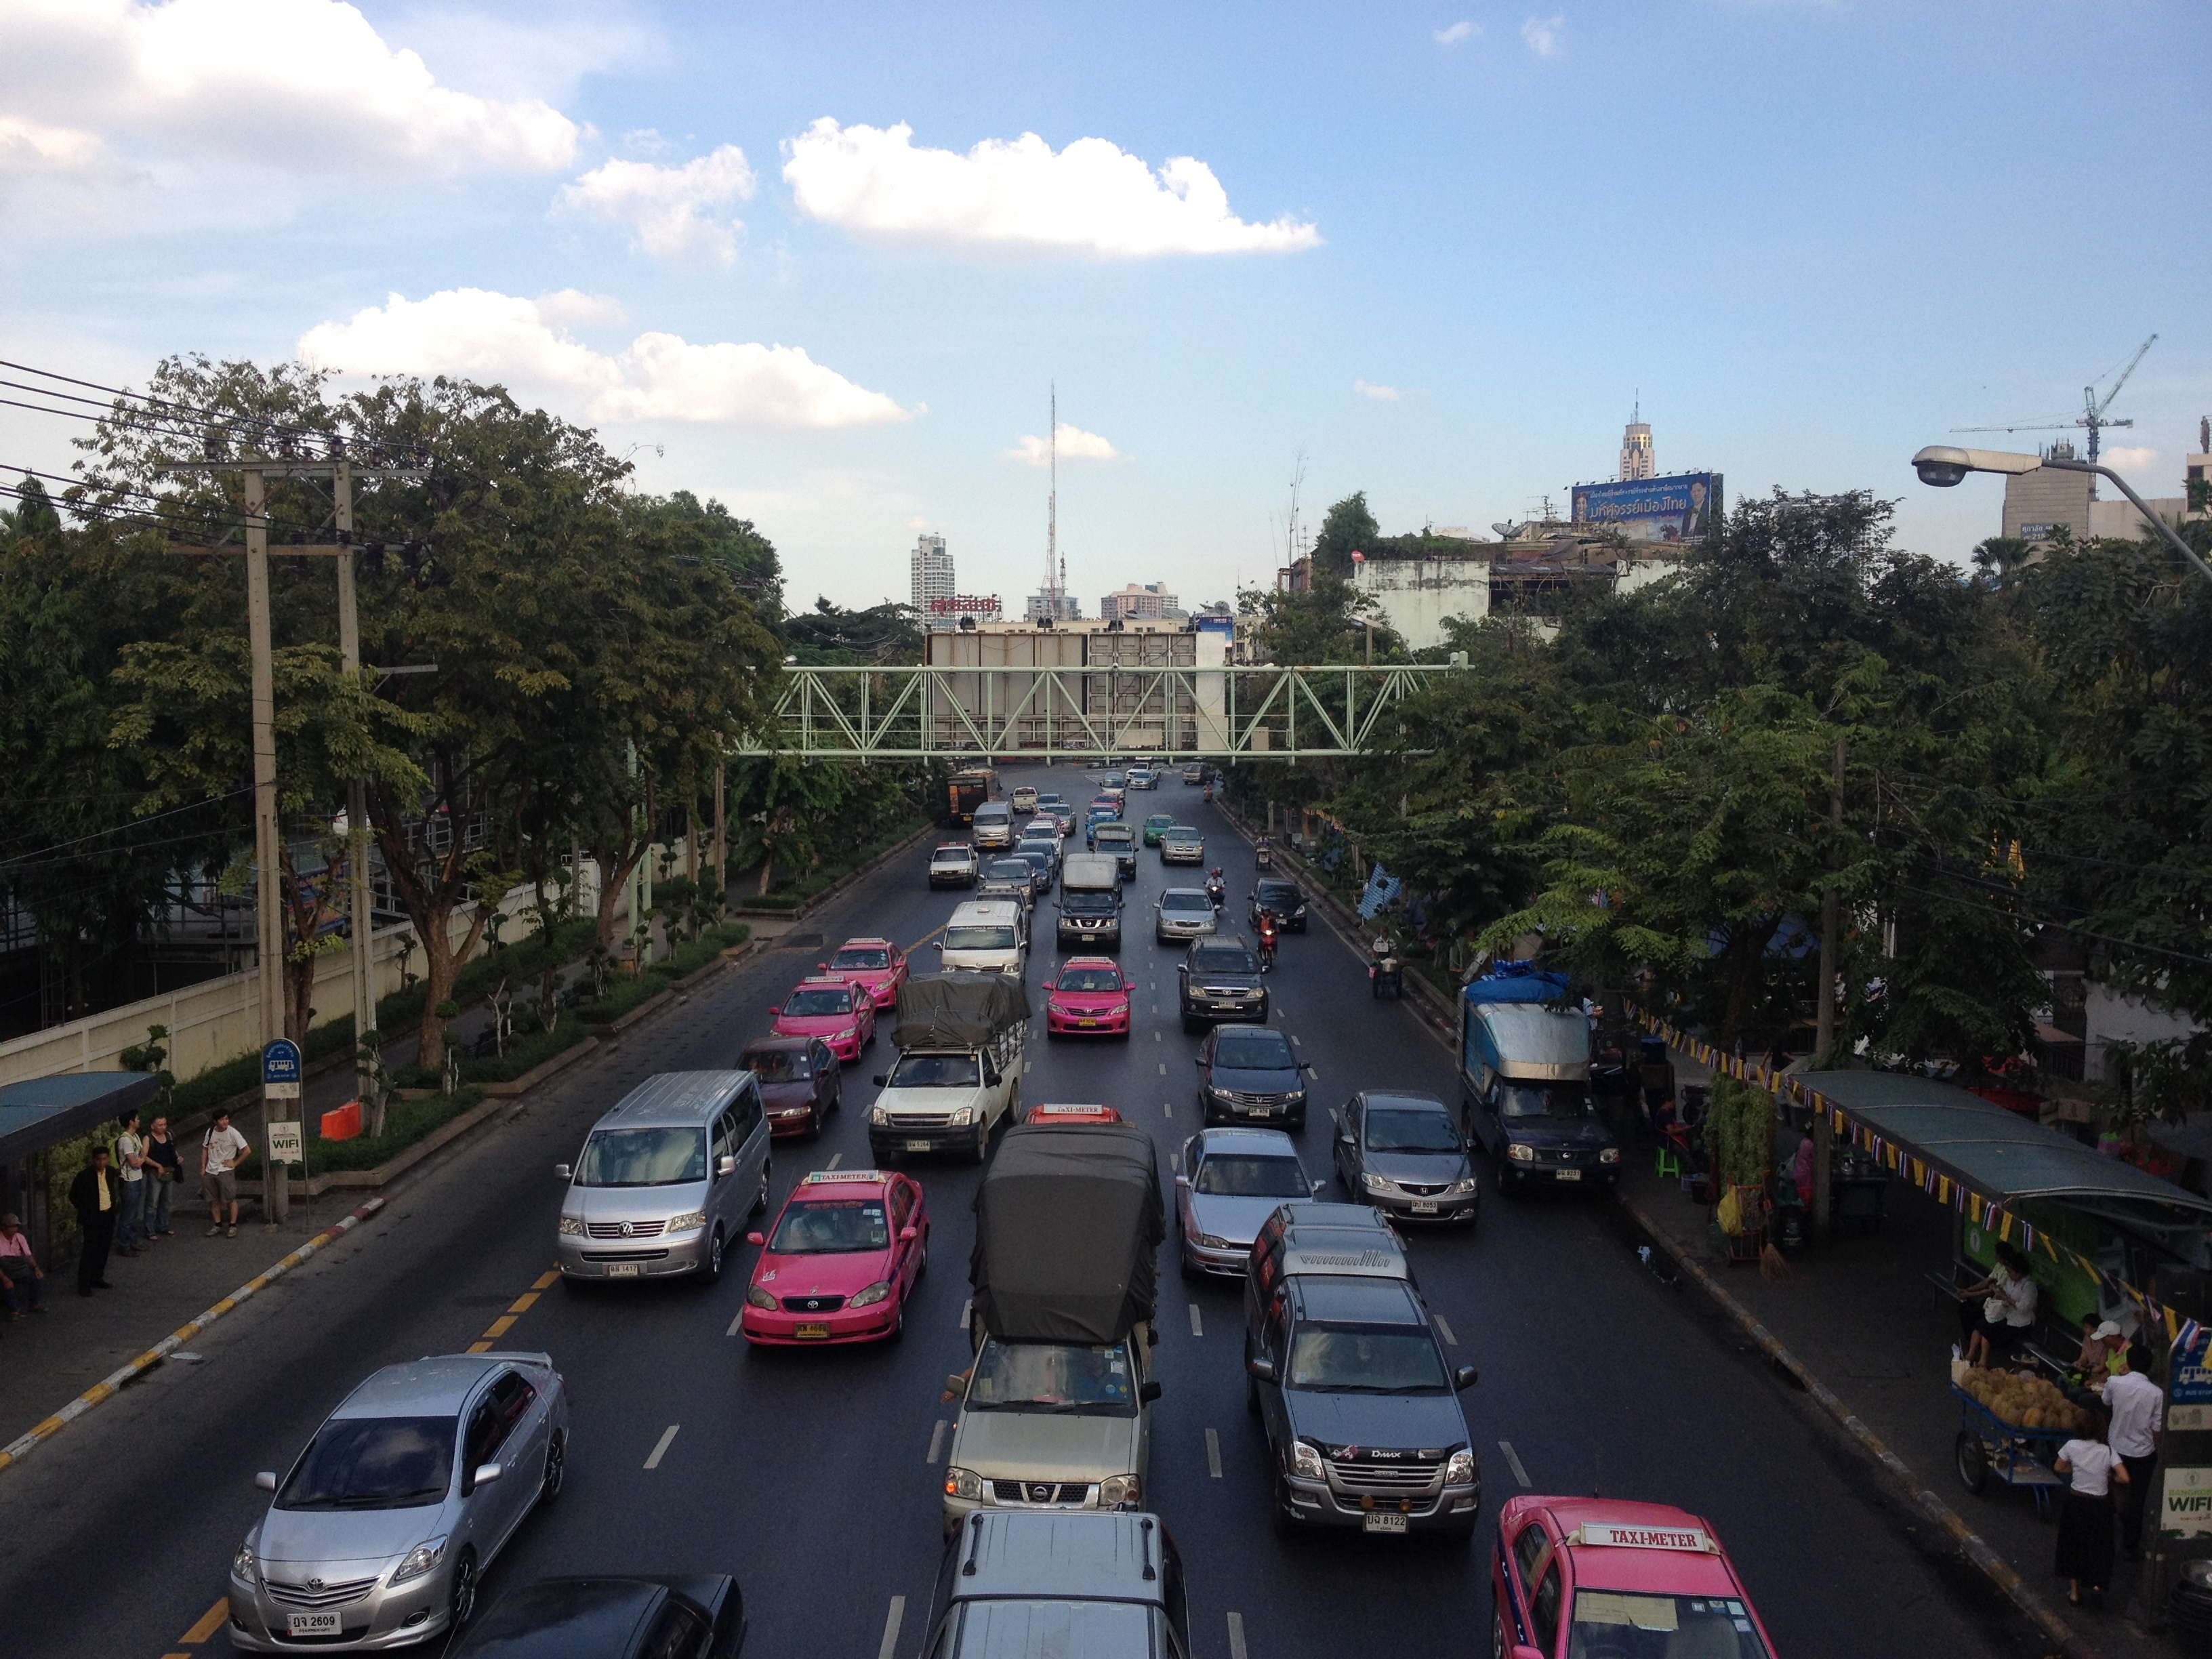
555 1072 770 1286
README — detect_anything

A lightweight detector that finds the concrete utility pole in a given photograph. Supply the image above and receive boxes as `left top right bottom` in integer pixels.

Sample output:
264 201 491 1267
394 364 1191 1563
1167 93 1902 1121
331 457 375 1112
1811 738 1845 1243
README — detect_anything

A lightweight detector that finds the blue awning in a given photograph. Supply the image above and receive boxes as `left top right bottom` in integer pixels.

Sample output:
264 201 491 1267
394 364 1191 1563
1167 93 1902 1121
0 1072 165 1166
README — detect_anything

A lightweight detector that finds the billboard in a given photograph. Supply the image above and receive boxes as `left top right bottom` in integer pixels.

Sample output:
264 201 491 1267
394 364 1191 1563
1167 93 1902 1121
928 594 1003 616
1571 472 1723 545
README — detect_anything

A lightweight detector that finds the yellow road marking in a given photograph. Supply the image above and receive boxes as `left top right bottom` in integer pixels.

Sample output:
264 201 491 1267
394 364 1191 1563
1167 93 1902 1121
532 1269 560 1291
466 1340 493 1354
905 923 949 953
483 1315 518 1339
184 1598 230 1642
506 1292 539 1315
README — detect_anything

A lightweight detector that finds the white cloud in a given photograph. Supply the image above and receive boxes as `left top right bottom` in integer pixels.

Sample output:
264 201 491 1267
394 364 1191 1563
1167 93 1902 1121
298 288 914 430
2102 446 2160 474
0 114 106 173
1354 380 1405 401
782 119 1321 260
1433 20 1478 45
1004 424 1120 467
0 0 581 178
558 145 756 267
1521 14 1565 56
531 287 627 328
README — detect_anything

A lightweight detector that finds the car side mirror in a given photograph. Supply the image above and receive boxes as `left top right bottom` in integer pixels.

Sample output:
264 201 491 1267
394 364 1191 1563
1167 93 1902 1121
254 1471 277 1492
900 1225 919 1242
1312 1179 1327 1195
767 1006 780 1017
745 1231 764 1246
1299 1061 1313 1072
817 962 827 971
472 1462 503 1488
1139 1379 1163 1404
717 1154 737 1178
872 1076 887 1088
945 1373 969 1399
553 1163 572 1181
1246 1357 1276 1383
1174 1174 1190 1189
1454 1366 1479 1391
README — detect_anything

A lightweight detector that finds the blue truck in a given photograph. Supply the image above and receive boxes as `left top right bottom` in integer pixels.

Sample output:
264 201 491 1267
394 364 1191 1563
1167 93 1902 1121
1457 966 1622 1195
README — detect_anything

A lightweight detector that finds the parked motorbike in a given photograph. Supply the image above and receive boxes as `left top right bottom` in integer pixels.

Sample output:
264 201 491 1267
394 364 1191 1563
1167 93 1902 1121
1368 933 1403 999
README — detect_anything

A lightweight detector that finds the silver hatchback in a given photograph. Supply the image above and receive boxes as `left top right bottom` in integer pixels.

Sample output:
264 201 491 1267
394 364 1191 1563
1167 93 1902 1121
228 1352 569 1652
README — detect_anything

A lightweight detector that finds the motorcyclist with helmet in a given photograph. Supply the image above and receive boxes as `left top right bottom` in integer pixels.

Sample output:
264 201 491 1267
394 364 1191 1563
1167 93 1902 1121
1256 907 1279 971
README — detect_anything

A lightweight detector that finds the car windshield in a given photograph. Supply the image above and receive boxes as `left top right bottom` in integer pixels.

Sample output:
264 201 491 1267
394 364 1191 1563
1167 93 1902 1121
781 986 852 1017
1036 795 1064 808
1212 1029 1294 1069
1063 892 1116 912
1162 893 1213 915
1019 853 1052 873
1568 1593 1771 1659
1256 882 1301 907
745 1049 810 1082
1191 946 1259 975
1096 827 1132 843
1058 967 1123 993
831 947 890 970
769 1197 890 1254
1195 1154 1309 1197
987 860 1034 880
1498 1082 1598 1120
968 1339 1139 1416
945 925 1018 951
575 1127 706 1186
932 850 970 865
1364 1108 1461 1153
888 1052 980 1088
1147 815 1174 827
1166 827 1200 840
1287 1324 1448 1393
278 1416 455 1511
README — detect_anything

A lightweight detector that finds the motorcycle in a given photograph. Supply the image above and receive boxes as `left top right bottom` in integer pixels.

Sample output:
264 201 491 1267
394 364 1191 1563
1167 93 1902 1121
1204 867 1226 909
1368 933 1403 1000
1254 837 1274 872
1256 911 1279 972
1202 782 1214 803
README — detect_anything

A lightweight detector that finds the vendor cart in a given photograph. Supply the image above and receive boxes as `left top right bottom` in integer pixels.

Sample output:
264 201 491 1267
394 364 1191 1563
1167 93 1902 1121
1952 1385 2069 1517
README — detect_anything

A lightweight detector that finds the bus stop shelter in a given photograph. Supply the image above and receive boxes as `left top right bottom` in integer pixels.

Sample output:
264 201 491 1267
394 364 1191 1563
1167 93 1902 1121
0 1072 165 1262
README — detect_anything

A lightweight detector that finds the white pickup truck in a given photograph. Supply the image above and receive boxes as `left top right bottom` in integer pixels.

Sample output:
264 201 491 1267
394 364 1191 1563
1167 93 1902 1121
867 975 1031 1164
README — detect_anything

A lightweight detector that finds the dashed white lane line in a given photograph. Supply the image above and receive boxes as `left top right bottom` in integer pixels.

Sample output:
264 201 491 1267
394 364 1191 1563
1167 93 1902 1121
1164 1101 1173 1118
1158 1063 1166 1076
644 1425 680 1469
1154 1030 1162 1043
1188 1303 1204 1337
927 1420 948 1464
877 1595 906 1659
1307 1066 1319 1081
726 1311 744 1336
1228 1611 1250 1659
1206 1427 1223 1478
958 1297 972 1331
1500 1440 1531 1487
1290 1034 1302 1046
1435 1315 1458 1347
825 1151 843 1170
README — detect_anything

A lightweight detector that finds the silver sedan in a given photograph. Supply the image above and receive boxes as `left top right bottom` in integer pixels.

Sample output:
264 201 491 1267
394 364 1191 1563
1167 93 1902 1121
1176 1127 1320 1277
1155 888 1219 945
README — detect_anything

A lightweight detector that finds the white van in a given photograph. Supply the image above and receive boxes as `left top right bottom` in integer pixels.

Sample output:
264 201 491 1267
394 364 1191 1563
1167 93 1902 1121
940 899 1028 978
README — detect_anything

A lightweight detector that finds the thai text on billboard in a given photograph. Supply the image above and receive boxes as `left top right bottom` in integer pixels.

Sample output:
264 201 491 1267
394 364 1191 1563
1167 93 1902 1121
1570 472 1723 544
928 594 1004 615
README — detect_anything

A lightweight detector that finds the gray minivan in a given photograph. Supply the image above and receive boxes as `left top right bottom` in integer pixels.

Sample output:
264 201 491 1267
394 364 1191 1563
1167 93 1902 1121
555 1072 770 1287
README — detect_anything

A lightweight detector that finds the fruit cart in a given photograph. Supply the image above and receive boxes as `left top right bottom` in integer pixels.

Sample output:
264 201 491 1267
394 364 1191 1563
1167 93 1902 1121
1952 1372 2086 1517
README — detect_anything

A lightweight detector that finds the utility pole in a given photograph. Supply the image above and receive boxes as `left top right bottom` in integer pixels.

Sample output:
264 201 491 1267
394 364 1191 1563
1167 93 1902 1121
712 760 727 915
332 455 376 1115
1811 738 1845 1243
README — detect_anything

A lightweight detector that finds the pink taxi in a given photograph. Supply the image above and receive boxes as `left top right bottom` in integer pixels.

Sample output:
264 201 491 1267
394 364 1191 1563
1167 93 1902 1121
1043 956 1133 1038
741 1169 929 1345
769 976 876 1063
1492 1496 1776 1658
818 936 909 1010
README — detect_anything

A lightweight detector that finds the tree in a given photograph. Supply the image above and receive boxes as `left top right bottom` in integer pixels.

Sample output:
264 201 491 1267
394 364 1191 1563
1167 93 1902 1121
1309 491 1380 579
782 597 921 665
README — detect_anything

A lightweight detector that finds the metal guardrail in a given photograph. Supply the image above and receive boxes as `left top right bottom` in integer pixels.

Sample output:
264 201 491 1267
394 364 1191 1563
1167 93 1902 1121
740 663 1459 760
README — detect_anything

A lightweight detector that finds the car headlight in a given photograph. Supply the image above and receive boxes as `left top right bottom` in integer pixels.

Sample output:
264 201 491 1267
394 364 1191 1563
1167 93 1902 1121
1290 1440 1326 1481
1207 1083 1235 1099
1286 1089 1306 1103
946 1107 973 1128
1445 1448 1477 1484
1599 1147 1622 1164
1047 1001 1068 1015
1361 1171 1394 1193
388 1535 447 1586
665 1210 707 1234
851 1279 893 1307
837 1027 858 1042
945 1467 983 1500
1449 1177 1479 1195
746 1284 778 1310
1195 1233 1233 1250
1100 1473 1142 1506
558 1214 585 1236
1508 1143 1536 1162
870 1105 890 1126
231 1542 260 1585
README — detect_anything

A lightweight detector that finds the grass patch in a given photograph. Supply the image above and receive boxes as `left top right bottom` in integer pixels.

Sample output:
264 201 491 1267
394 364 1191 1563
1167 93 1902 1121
306 1087 487 1173
736 817 930 908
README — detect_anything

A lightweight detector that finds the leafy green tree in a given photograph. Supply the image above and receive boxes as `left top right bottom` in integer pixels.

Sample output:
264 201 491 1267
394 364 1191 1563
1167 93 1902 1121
782 598 921 665
1309 491 1380 579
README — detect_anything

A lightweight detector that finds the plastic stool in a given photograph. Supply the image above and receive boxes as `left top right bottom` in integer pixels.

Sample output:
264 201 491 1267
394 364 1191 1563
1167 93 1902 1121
1656 1142 1683 1179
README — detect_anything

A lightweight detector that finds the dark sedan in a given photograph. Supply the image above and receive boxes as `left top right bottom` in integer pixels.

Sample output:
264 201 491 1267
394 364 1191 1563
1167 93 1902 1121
739 1036 841 1139
1248 878 1309 934
1332 1091 1480 1227
452 1576 743 1659
1195 1024 1311 1127
1178 937 1269 1032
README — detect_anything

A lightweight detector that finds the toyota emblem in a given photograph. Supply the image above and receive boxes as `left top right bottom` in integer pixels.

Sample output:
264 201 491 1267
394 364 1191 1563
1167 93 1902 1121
308 1578 324 1591
619 1220 634 1237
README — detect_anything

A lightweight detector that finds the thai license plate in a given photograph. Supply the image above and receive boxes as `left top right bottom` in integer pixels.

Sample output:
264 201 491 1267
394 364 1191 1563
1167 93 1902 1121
794 1322 832 1339
1555 1168 1582 1182
906 1139 935 1153
608 1263 642 1277
287 1612 342 1637
1410 1201 1439 1214
1364 1511 1409 1535
1081 1019 1098 1027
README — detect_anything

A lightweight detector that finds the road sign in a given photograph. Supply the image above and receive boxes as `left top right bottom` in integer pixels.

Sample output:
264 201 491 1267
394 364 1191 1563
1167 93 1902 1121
266 1120 304 1166
262 1038 303 1101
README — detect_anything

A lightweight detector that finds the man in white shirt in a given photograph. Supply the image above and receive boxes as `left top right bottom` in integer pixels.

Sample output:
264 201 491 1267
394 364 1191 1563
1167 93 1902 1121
115 1110 148 1256
200 1109 251 1238
2105 1348 2163 1558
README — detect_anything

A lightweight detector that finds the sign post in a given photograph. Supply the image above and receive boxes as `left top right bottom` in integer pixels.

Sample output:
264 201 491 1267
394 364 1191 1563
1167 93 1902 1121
2154 1328 2212 1624
262 1038 302 1226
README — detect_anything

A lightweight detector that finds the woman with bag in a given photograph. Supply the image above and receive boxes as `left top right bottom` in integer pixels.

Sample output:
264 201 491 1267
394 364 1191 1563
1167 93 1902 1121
2055 1410 2127 1606
144 1115 182 1239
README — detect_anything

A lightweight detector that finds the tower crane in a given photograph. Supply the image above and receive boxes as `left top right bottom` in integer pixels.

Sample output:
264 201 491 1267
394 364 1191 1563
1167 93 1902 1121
1951 333 2158 493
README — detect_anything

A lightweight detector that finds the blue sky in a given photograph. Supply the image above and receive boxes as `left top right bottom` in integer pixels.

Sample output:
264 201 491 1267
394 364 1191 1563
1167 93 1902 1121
1 0 2205 613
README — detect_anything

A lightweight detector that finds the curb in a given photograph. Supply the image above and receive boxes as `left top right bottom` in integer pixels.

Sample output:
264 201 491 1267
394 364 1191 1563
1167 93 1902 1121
733 817 940 924
1616 1189 2095 1659
0 1196 388 1479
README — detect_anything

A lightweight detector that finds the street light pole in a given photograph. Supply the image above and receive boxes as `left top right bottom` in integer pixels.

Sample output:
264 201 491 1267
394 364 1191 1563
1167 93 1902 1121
2039 457 2212 588
1911 444 2212 587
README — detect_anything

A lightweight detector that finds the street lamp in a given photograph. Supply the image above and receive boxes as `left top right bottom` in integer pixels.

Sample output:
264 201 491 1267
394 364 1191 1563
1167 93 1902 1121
1911 444 2212 586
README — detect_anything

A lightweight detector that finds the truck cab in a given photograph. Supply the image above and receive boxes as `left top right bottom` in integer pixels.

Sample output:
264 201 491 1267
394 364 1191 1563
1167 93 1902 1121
942 1331 1159 1536
1458 970 1620 1193
922 1511 1191 1659
868 976 1029 1164
1057 853 1124 950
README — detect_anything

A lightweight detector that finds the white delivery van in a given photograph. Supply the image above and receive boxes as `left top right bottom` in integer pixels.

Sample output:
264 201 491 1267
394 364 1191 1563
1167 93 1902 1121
941 899 1029 978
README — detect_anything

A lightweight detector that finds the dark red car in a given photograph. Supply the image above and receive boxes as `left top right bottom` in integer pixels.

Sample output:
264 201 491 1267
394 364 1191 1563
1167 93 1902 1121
741 1035 842 1139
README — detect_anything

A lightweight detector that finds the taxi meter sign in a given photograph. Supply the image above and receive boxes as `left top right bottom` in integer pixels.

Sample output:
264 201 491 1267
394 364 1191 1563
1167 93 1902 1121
1569 1523 1721 1554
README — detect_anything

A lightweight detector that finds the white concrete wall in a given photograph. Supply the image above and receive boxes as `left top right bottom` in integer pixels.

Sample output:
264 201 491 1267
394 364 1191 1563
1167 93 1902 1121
1349 559 1490 651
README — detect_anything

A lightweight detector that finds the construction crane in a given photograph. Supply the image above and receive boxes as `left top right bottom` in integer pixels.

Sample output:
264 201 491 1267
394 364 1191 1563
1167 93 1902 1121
1952 334 2158 493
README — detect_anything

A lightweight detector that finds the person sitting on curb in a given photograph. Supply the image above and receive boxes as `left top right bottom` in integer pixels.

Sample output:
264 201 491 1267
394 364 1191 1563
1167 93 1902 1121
0 1213 45 1317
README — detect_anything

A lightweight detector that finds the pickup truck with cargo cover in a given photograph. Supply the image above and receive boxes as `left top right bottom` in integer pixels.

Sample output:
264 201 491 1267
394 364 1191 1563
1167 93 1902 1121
1057 853 1124 950
868 975 1029 1165
1091 821 1139 879
943 1122 1166 1536
1458 966 1620 1192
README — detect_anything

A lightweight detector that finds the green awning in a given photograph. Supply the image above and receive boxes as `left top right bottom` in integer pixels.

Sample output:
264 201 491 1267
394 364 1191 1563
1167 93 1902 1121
0 1072 164 1166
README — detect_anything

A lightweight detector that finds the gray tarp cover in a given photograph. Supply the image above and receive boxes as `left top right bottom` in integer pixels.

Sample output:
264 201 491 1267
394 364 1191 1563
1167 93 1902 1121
891 973 1032 1050
970 1122 1165 1345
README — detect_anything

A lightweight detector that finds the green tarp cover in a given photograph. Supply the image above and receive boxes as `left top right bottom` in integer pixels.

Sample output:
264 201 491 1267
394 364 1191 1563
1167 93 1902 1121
892 973 1031 1050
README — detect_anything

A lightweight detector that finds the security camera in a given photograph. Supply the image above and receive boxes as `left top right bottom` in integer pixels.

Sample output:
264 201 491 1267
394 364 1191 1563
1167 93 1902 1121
1915 458 1969 488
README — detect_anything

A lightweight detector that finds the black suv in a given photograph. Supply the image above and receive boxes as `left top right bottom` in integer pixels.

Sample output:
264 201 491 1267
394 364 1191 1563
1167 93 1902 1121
1178 937 1268 1033
1246 1272 1479 1540
1248 878 1309 934
1195 1024 1310 1127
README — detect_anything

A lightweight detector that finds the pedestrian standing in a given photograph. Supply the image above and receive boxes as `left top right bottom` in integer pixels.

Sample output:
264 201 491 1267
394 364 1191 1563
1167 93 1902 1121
0 1212 45 1317
200 1109 251 1238
144 1115 182 1238
2105 1348 2165 1559
68 1148 122 1296
114 1110 148 1255
2054 1410 2127 1607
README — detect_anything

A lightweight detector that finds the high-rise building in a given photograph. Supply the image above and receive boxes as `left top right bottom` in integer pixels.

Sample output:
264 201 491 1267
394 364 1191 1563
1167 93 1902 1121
1099 581 1183 621
910 532 955 626
1026 592 1082 621
1619 403 1654 481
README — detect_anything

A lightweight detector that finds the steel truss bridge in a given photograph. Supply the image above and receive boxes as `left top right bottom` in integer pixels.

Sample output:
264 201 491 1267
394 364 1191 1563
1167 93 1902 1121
741 663 1459 761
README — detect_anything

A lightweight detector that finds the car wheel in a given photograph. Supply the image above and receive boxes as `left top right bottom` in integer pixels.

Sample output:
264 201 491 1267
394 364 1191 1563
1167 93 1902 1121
970 1121 989 1164
806 1105 824 1141
1496 1160 1519 1197
447 1549 479 1635
539 1431 566 1502
1271 1467 1300 1538
699 1227 725 1286
752 1163 772 1216
915 1234 928 1279
1246 1370 1261 1416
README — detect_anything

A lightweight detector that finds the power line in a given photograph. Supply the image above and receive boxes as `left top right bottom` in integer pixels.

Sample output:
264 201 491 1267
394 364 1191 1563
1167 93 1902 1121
0 787 251 872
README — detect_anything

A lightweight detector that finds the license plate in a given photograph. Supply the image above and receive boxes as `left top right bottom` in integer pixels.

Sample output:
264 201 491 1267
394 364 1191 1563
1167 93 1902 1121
1410 1201 1439 1214
1555 1168 1583 1182
794 1322 832 1339
1364 1511 1409 1535
1081 1019 1098 1027
288 1612 342 1637
906 1139 935 1153
608 1262 642 1278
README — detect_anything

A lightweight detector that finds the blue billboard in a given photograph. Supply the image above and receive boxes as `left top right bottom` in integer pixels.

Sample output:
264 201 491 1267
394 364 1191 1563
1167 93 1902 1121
1571 472 1723 544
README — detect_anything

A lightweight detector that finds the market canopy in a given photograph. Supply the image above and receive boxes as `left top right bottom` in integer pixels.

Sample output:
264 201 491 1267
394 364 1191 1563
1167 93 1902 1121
1811 1071 2212 1236
0 1071 165 1166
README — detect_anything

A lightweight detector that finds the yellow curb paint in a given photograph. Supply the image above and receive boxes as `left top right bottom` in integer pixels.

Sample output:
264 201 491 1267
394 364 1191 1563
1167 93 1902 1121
184 1598 231 1641
483 1315 518 1339
506 1293 539 1315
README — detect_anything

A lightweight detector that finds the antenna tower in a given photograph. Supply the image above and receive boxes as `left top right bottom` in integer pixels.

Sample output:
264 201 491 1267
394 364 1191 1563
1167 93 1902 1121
1044 384 1059 619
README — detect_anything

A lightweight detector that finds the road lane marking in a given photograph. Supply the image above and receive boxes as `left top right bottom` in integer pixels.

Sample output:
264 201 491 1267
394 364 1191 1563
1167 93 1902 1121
1306 1067 1319 1080
1188 1303 1204 1337
928 1419 948 1464
1206 1427 1223 1478
507 1292 540 1315
644 1425 680 1469
1435 1315 1458 1347
878 1595 906 1659
826 1151 843 1170
1290 1034 1302 1046
1228 1611 1249 1659
958 1297 972 1330
726 1311 744 1336
481 1315 518 1340
1500 1440 1531 1487
531 1269 559 1291
1154 1030 1162 1043
1164 1101 1172 1118
184 1599 230 1642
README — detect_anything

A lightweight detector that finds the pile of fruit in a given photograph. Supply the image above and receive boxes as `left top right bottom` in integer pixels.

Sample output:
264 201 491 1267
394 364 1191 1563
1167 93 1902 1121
1959 1366 2097 1434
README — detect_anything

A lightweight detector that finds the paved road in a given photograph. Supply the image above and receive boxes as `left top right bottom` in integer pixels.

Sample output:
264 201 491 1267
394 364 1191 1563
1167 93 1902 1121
0 766 2043 1659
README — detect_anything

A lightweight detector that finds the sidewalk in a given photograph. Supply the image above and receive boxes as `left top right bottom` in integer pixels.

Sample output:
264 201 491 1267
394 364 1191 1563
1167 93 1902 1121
1628 1050 2165 1657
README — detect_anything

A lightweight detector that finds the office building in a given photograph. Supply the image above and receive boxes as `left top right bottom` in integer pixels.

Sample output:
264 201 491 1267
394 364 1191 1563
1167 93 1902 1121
1620 407 1654 481
910 533 955 626
1099 581 1183 621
